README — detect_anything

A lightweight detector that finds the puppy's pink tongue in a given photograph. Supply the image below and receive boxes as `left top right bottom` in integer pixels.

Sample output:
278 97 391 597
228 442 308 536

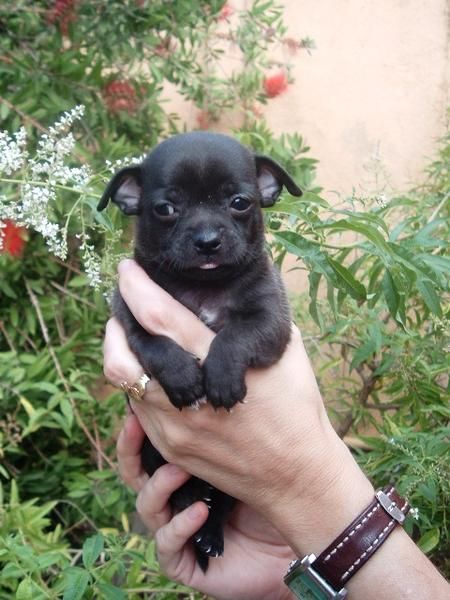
200 263 218 270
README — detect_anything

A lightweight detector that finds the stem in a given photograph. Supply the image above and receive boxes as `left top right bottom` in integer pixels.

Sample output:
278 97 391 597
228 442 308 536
428 191 449 224
0 320 17 352
0 177 98 198
24 279 115 471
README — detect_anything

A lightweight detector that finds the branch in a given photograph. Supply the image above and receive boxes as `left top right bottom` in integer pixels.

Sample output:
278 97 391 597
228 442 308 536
50 280 96 309
0 96 48 133
336 366 380 438
0 320 17 353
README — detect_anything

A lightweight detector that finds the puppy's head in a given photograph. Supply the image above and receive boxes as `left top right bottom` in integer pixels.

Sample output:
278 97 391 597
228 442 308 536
98 132 301 280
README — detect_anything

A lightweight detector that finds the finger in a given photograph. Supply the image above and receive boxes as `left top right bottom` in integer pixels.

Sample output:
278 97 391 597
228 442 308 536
103 317 161 394
155 501 209 578
136 463 192 534
117 259 214 360
117 413 149 492
103 317 143 387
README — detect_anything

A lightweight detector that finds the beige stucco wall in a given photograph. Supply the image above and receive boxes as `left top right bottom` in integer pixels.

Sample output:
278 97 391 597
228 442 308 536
267 0 449 197
165 0 449 290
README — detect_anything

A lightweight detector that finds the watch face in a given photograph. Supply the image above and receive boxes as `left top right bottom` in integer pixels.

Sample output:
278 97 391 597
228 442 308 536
288 574 329 600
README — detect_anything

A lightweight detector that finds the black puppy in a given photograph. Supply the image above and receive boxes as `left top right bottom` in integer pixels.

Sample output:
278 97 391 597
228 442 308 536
98 131 301 570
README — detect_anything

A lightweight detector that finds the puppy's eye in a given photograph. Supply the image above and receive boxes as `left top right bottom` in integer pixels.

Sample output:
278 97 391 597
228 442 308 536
153 202 177 219
230 196 251 212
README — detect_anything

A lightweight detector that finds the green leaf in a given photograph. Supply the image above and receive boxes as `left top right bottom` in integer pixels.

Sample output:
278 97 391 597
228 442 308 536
416 279 442 317
417 253 450 277
321 219 393 261
350 339 376 370
417 528 440 554
60 397 74 430
82 533 104 569
389 243 442 287
308 271 322 327
417 481 438 504
325 256 366 301
96 583 126 600
15 577 33 600
69 275 89 288
382 271 402 324
62 567 91 600
2 562 24 579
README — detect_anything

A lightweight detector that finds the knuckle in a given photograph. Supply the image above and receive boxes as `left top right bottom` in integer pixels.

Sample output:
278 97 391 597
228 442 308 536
103 356 124 385
135 490 147 517
154 527 169 556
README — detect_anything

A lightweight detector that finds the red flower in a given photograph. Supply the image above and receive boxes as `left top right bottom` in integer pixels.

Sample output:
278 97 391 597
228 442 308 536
47 0 77 36
218 3 234 21
102 80 138 114
283 37 301 56
196 110 211 130
1 221 27 258
263 70 289 98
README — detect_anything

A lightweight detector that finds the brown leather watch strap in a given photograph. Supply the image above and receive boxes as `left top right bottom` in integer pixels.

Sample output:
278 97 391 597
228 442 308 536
313 485 410 590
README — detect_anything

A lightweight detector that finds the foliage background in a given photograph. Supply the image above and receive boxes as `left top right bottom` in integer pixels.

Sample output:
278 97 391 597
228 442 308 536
0 1 448 597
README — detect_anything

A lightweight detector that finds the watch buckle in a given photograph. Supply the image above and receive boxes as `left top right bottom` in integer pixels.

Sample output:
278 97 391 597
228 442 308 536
376 490 406 524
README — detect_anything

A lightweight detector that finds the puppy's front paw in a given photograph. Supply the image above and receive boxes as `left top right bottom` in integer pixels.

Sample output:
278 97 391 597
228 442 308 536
158 354 205 409
203 356 247 410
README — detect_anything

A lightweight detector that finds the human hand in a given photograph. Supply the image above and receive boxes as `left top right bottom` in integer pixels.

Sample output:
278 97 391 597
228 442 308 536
104 260 374 557
117 412 294 600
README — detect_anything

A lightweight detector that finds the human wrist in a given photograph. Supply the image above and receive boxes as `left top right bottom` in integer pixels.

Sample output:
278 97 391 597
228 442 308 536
261 421 374 558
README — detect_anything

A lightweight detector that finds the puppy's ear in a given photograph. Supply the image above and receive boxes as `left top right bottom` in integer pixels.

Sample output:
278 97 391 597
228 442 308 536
255 155 302 207
97 166 142 215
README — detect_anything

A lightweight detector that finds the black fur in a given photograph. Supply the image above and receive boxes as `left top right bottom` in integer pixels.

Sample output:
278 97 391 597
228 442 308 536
99 131 302 569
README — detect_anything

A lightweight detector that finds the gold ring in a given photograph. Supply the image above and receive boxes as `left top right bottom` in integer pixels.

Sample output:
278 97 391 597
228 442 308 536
120 374 151 402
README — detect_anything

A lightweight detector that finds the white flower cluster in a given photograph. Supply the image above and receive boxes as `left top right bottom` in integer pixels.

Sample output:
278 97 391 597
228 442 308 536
375 193 389 208
0 184 67 259
104 153 146 174
30 106 91 188
0 127 28 175
0 105 91 262
78 235 102 289
409 507 420 520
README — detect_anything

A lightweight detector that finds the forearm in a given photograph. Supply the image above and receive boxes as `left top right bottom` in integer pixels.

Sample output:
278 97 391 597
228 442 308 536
261 425 449 600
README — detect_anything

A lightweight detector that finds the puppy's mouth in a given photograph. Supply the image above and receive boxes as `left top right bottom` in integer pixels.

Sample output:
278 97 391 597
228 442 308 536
199 262 219 270
182 256 239 280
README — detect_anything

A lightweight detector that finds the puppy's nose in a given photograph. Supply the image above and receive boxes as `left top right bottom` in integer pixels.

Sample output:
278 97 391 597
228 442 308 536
193 230 222 254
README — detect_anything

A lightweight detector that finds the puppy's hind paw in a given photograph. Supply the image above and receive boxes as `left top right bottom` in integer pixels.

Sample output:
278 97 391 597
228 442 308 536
194 530 224 559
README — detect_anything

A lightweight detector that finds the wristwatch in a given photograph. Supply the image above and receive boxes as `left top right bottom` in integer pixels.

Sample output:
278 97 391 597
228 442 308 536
284 485 410 599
